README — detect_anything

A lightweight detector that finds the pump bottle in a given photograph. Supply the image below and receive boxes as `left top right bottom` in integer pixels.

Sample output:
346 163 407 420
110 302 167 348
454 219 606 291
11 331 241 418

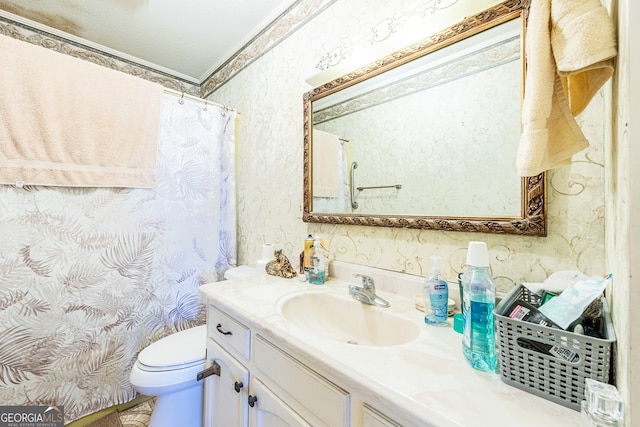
423 256 448 326
308 236 326 285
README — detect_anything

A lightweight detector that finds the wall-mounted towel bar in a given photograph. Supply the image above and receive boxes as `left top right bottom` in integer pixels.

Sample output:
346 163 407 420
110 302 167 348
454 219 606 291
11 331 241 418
356 184 402 191
350 161 402 210
350 161 358 210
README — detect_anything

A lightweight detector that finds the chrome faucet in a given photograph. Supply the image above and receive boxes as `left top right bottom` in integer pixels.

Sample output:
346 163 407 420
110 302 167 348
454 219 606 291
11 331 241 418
348 274 390 308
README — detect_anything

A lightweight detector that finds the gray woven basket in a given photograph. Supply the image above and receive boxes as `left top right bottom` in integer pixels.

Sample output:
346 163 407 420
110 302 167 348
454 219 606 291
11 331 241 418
494 285 616 411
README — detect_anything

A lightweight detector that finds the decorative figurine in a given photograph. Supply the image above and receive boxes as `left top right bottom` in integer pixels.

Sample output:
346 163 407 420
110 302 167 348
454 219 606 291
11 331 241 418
265 249 297 279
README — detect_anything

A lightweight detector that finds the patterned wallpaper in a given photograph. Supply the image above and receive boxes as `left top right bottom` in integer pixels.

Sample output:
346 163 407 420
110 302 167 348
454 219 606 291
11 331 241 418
209 0 607 295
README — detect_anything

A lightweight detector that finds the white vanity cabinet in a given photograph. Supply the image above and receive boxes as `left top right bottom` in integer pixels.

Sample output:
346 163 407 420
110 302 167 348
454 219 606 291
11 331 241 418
200 272 585 427
204 304 349 427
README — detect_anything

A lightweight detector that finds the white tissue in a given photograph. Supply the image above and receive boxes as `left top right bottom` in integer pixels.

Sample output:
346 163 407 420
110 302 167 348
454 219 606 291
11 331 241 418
523 269 588 294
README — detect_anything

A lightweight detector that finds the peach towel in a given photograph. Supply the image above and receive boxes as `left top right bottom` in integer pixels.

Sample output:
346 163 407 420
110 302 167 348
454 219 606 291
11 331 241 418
517 0 616 177
0 34 163 187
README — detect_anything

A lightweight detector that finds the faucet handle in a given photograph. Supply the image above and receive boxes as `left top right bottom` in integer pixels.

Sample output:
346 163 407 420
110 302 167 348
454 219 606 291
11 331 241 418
353 273 374 289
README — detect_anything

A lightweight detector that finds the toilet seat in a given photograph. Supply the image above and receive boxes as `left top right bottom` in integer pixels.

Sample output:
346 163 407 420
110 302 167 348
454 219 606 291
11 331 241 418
137 325 207 372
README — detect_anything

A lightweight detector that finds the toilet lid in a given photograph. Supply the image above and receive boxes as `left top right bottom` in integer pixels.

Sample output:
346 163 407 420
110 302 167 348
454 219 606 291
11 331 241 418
138 325 207 370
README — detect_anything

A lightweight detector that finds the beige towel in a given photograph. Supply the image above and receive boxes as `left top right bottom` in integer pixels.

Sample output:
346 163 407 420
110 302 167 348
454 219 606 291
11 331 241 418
552 0 617 115
312 129 340 198
0 34 163 187
517 0 616 177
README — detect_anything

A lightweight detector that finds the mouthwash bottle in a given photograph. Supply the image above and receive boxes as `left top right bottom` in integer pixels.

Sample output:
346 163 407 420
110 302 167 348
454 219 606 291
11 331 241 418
423 256 449 326
461 241 496 372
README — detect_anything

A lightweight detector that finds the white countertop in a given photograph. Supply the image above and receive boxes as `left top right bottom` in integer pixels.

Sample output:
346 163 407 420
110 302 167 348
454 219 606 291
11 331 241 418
199 272 582 427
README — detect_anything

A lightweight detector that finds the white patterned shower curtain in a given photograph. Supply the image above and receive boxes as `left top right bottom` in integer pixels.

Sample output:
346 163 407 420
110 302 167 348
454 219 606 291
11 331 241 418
0 93 236 423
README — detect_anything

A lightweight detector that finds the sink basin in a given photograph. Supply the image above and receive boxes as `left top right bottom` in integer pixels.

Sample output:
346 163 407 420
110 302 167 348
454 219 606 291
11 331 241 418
277 289 420 347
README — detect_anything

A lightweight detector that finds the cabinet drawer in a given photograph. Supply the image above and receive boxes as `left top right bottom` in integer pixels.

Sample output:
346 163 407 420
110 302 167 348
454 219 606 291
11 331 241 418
208 305 251 360
254 334 349 427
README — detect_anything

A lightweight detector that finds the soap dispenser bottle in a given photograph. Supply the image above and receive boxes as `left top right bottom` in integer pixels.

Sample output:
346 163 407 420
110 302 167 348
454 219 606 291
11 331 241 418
423 256 449 326
308 236 326 285
461 241 496 372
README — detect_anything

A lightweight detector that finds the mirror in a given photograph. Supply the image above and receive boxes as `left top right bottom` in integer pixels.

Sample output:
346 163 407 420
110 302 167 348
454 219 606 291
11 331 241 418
303 0 545 236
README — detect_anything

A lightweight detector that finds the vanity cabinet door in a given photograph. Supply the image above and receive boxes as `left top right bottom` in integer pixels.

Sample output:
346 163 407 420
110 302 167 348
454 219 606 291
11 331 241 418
248 378 313 427
204 338 250 427
253 334 349 427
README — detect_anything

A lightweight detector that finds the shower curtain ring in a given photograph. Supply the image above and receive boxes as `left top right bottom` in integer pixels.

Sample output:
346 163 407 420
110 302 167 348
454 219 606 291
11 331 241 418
179 91 185 105
202 100 208 111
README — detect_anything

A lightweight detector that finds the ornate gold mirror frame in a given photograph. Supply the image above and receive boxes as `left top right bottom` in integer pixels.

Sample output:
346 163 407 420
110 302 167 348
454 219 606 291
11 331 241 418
302 0 544 236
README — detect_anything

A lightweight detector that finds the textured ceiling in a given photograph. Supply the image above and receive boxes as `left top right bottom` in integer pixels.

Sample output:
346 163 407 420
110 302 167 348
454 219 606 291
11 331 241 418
0 0 296 82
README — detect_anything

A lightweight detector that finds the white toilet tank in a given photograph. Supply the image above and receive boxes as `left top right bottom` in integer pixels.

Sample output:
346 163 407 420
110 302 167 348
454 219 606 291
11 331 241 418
223 265 256 281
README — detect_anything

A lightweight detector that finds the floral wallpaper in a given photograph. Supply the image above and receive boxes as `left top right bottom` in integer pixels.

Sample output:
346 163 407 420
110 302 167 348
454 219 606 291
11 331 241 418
0 94 237 422
209 0 606 295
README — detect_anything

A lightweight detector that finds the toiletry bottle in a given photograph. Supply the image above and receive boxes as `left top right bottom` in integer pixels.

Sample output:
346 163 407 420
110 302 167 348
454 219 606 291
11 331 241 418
461 241 496 372
423 256 449 326
303 234 314 280
308 236 326 285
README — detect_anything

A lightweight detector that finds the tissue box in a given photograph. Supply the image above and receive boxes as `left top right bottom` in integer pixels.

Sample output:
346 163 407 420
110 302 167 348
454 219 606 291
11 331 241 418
494 285 616 411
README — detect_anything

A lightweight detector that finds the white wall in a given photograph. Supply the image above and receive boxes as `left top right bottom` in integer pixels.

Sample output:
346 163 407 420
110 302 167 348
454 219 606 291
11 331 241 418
609 0 639 424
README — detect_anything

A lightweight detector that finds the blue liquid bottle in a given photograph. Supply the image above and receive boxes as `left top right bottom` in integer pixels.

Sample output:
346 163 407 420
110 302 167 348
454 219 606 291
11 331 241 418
424 256 448 326
461 241 496 372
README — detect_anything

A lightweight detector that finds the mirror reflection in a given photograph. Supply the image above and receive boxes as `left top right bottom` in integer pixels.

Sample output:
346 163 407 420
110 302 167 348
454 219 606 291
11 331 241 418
313 18 521 217
303 1 546 236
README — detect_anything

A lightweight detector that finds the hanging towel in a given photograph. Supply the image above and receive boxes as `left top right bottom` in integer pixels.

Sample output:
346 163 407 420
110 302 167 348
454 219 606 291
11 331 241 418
0 34 164 188
312 129 340 198
517 0 616 177
551 0 617 115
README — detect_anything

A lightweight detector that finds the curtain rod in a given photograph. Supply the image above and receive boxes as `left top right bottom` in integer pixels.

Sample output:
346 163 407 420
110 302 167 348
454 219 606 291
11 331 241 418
163 87 239 114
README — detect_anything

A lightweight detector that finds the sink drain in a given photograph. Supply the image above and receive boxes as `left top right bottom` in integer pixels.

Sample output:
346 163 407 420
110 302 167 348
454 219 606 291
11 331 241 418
347 340 358 345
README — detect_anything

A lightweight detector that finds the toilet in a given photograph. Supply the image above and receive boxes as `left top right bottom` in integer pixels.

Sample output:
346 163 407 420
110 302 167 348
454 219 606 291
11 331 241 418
129 266 256 427
129 325 208 427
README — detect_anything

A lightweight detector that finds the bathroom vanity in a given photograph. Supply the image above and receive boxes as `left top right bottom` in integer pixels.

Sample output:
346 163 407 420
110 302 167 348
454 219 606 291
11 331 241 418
198 263 583 427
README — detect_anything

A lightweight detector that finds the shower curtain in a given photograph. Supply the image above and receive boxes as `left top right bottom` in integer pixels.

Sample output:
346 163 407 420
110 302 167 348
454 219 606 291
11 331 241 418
0 93 236 423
